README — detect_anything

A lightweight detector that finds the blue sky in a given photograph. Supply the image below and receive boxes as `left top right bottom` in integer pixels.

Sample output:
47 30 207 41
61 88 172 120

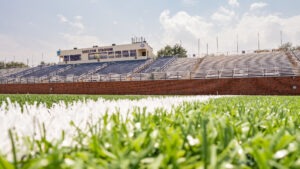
1 0 300 65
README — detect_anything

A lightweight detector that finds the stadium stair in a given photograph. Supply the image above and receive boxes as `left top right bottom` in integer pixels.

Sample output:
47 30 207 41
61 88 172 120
9 65 49 79
192 58 204 73
160 56 177 71
285 51 299 67
126 59 155 80
36 65 74 82
131 59 155 74
49 65 73 77
291 50 300 62
140 56 176 73
96 60 147 75
0 68 28 79
190 57 205 78
288 51 300 76
78 63 109 81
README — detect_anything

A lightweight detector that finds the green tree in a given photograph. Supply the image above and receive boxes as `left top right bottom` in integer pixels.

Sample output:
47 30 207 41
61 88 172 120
0 62 4 69
278 42 293 51
157 44 187 57
0 61 28 69
292 46 300 51
173 44 187 57
157 45 173 57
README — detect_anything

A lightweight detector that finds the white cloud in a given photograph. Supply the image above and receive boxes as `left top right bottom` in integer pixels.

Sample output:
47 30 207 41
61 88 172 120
89 0 99 3
211 7 236 23
74 15 83 20
57 14 68 23
250 2 268 11
228 0 239 7
61 34 100 48
56 14 100 50
0 34 30 57
182 0 198 5
57 14 85 33
159 10 300 56
160 10 213 43
70 22 85 31
0 34 59 65
0 14 98 65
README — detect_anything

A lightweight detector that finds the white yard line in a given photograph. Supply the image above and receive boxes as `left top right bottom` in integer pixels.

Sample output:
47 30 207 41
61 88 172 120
0 96 223 158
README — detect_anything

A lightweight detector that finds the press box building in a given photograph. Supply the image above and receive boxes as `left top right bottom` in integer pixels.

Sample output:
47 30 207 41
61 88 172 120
57 38 155 64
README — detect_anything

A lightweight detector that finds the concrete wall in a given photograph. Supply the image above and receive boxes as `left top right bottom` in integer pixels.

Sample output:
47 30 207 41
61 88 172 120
0 77 299 95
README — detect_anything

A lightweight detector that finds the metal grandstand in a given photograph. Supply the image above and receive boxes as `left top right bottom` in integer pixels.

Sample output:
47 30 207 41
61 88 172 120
1 51 300 84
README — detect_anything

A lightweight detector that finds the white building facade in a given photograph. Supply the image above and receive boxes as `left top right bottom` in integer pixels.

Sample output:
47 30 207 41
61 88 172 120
57 39 155 64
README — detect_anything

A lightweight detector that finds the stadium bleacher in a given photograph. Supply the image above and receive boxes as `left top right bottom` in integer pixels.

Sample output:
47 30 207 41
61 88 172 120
140 56 175 73
23 65 69 78
293 50 300 61
165 58 199 72
7 65 45 78
97 60 147 74
58 63 104 76
0 68 29 78
1 51 299 84
195 52 296 78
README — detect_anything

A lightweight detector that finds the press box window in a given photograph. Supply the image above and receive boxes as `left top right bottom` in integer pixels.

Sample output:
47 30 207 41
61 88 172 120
122 50 129 57
64 56 69 61
70 55 81 61
115 51 122 58
130 50 137 57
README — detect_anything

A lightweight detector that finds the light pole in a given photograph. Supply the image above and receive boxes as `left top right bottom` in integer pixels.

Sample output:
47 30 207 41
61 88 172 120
206 43 208 56
216 36 219 55
198 38 200 57
258 32 260 50
280 30 283 46
236 34 239 54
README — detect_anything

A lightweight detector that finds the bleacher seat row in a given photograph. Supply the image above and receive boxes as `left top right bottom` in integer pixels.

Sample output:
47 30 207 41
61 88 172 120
1 51 300 83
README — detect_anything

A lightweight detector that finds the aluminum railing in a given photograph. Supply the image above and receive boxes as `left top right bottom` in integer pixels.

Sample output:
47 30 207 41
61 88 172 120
160 56 177 71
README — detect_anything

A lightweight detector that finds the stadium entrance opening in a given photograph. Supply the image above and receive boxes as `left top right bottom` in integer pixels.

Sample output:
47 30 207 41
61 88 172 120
138 49 147 57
